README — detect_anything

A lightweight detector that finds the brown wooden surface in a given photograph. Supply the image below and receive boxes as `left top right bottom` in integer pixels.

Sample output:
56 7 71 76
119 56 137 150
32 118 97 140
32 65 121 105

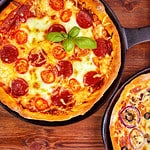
0 0 150 149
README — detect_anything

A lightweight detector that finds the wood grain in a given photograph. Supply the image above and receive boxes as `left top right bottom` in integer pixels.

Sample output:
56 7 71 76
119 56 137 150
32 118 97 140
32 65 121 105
0 0 150 149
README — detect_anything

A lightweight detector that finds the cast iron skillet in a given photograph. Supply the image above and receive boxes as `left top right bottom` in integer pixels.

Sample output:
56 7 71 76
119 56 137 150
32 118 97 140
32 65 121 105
102 67 150 150
0 0 150 126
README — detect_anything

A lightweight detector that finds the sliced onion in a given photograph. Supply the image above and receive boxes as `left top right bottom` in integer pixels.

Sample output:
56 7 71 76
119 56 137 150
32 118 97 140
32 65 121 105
129 128 144 149
119 106 140 128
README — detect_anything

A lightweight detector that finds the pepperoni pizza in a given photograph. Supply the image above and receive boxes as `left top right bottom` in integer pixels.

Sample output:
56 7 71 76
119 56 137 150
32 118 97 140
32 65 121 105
0 0 121 121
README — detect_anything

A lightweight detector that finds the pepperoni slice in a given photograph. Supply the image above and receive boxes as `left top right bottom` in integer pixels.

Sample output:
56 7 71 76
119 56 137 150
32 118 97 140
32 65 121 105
51 88 74 108
15 30 28 44
0 9 17 33
34 98 49 111
60 9 72 22
56 60 73 78
41 70 55 84
52 46 66 60
48 24 66 33
76 10 93 28
0 44 18 63
69 78 81 92
28 48 47 67
15 58 29 74
16 5 35 23
11 78 29 96
83 71 104 90
0 5 34 33
49 0 64 10
93 38 113 57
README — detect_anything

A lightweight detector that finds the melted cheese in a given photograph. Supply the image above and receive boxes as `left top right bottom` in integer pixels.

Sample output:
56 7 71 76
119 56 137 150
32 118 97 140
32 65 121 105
23 16 51 44
62 13 79 32
72 52 97 86
100 55 112 75
26 16 51 31
0 64 16 85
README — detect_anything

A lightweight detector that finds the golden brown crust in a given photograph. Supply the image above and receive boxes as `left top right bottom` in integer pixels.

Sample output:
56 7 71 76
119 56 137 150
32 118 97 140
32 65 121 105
110 73 150 150
0 2 17 21
0 87 18 111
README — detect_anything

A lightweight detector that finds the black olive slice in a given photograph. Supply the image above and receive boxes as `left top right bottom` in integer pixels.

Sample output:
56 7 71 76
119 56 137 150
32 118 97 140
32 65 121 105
144 133 150 144
121 146 128 150
144 112 150 120
125 110 134 122
147 138 150 144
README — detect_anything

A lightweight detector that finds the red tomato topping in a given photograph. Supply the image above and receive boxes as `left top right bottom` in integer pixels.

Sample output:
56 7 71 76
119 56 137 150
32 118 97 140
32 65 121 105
49 0 64 11
75 47 89 57
69 78 81 92
51 88 74 108
28 49 47 67
83 71 104 90
35 98 49 111
93 38 112 57
0 35 3 45
16 5 35 23
56 60 73 78
0 10 17 33
76 10 93 28
15 58 29 74
41 70 55 84
0 5 35 33
48 24 66 33
15 30 28 44
11 78 29 96
52 46 66 60
60 9 72 22
0 44 18 63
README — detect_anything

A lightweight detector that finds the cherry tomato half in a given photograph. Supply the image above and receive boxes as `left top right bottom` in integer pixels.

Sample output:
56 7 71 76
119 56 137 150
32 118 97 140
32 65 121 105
15 58 29 74
49 0 64 11
69 78 81 92
15 30 28 44
60 9 72 22
41 69 55 84
35 98 49 111
52 46 66 60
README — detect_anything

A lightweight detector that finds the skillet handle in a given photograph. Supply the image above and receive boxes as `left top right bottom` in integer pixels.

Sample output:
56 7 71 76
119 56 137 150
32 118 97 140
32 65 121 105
124 27 150 49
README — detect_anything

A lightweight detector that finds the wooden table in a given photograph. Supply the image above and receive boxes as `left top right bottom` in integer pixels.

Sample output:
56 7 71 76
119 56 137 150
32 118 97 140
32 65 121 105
0 0 150 149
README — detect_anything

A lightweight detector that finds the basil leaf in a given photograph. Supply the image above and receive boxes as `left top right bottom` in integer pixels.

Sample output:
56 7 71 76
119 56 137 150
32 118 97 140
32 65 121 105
68 26 80 38
74 37 97 49
63 38 75 52
61 33 68 38
46 32 65 42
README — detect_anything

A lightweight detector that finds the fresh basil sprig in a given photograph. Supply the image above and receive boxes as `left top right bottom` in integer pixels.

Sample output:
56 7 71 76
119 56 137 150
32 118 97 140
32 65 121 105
46 26 97 52
68 26 80 38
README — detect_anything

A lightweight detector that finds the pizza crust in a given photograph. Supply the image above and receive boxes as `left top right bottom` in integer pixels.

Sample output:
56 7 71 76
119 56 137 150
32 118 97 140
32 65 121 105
0 87 18 111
